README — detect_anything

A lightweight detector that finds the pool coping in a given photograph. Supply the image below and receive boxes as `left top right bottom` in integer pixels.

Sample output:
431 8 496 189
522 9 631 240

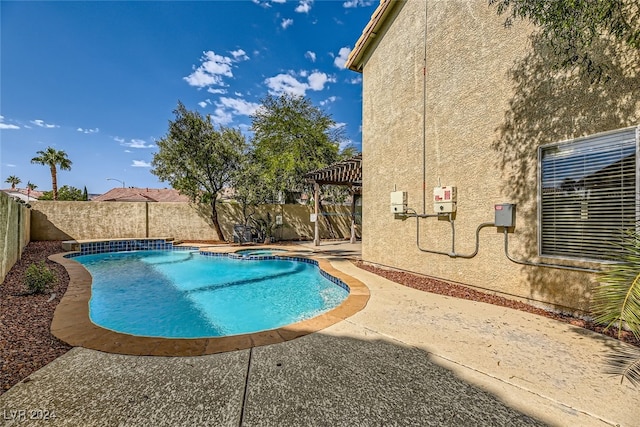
49 247 370 357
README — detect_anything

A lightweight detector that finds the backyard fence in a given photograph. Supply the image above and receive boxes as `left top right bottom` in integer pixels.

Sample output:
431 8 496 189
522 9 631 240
29 201 361 243
0 192 30 283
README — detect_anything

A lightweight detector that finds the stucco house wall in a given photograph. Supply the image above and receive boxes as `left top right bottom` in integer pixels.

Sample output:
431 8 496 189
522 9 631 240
349 0 639 313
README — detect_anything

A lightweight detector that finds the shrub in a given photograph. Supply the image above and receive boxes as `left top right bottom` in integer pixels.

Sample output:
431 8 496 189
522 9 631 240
24 261 56 294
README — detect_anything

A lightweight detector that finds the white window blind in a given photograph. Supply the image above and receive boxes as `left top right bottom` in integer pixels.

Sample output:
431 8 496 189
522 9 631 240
539 127 638 261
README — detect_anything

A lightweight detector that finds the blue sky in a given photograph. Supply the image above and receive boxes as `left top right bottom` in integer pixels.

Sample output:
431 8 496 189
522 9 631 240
0 0 374 194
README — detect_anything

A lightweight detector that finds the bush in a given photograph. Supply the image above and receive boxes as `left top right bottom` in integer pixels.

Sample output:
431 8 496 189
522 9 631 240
24 261 56 294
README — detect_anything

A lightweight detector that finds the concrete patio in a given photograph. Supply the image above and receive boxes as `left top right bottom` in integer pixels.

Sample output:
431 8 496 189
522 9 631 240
1 241 637 426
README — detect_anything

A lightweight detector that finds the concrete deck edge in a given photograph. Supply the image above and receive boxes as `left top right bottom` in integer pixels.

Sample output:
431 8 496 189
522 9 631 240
48 247 370 357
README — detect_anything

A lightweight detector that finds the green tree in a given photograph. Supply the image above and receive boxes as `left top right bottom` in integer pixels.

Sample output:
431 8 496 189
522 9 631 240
31 147 72 201
5 175 21 190
151 102 246 241
250 94 342 203
38 185 84 201
490 0 640 82
82 186 89 201
26 181 37 191
231 152 272 226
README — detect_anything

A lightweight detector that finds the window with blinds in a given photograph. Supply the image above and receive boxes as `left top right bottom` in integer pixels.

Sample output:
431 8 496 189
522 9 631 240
539 126 638 261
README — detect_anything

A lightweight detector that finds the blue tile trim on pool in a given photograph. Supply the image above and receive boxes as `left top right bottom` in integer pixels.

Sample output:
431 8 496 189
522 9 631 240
64 239 199 257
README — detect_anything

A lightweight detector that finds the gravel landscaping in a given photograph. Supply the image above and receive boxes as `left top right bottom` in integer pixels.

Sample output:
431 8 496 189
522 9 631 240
1 241 72 395
1 241 637 396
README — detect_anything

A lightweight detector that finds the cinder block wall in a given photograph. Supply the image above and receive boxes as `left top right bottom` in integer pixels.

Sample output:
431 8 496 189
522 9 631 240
30 201 360 243
0 192 30 283
358 0 639 313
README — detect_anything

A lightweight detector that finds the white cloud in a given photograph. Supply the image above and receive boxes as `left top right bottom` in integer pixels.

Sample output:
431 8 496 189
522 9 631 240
265 73 309 96
271 0 286 3
281 18 293 29
305 51 316 62
184 51 233 88
77 127 99 134
114 137 125 143
348 75 363 84
207 88 227 95
307 72 334 90
265 71 333 96
0 115 20 130
252 0 272 8
338 138 354 151
6 163 16 167
295 0 313 13
208 97 261 126
120 138 154 149
209 108 234 126
231 49 249 61
334 47 352 69
320 96 337 106
30 119 58 128
0 117 20 130
198 101 208 108
131 160 151 168
219 97 260 116
343 0 373 8
124 149 132 153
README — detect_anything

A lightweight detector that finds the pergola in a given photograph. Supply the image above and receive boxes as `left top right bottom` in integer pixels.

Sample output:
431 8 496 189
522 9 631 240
304 154 362 245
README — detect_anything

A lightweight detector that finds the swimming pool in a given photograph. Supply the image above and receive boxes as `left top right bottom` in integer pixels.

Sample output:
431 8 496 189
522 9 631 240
73 250 349 338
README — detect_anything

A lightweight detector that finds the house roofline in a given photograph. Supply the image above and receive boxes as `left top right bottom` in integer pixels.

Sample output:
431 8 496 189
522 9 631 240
345 0 397 73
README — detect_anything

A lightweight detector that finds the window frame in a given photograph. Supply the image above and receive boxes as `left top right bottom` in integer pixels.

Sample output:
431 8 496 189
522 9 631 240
537 126 640 262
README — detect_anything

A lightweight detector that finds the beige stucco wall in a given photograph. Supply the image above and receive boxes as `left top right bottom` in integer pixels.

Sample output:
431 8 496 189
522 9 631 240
30 201 360 243
358 0 639 313
31 201 148 241
0 192 30 283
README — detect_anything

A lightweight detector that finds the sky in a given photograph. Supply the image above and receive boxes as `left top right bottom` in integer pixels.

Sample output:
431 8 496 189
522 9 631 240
0 0 375 194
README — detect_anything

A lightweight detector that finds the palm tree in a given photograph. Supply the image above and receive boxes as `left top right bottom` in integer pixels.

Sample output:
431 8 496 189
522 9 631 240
26 181 37 201
31 147 72 201
592 229 640 386
5 175 21 190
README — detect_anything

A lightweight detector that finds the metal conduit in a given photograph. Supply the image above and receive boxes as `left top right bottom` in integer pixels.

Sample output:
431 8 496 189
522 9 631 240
503 228 600 273
408 208 494 259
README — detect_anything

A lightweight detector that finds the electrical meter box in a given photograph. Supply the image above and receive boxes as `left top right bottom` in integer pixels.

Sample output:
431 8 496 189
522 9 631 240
433 186 457 213
494 203 516 227
390 191 408 214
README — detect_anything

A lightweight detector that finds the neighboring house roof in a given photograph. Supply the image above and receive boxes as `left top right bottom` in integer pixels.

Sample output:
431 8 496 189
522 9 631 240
93 187 190 202
1 188 43 201
346 0 396 73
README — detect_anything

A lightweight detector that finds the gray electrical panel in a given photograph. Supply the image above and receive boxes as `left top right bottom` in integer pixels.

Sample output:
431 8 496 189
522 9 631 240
495 203 516 227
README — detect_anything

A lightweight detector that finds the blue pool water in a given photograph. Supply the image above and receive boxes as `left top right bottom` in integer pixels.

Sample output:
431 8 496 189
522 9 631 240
73 250 348 338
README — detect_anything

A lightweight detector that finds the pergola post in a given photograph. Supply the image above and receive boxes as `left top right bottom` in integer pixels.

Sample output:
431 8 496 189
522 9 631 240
350 188 357 244
314 182 320 246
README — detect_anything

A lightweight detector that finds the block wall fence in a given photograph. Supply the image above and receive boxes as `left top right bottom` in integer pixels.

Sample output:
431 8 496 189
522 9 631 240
29 201 361 243
0 192 30 283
